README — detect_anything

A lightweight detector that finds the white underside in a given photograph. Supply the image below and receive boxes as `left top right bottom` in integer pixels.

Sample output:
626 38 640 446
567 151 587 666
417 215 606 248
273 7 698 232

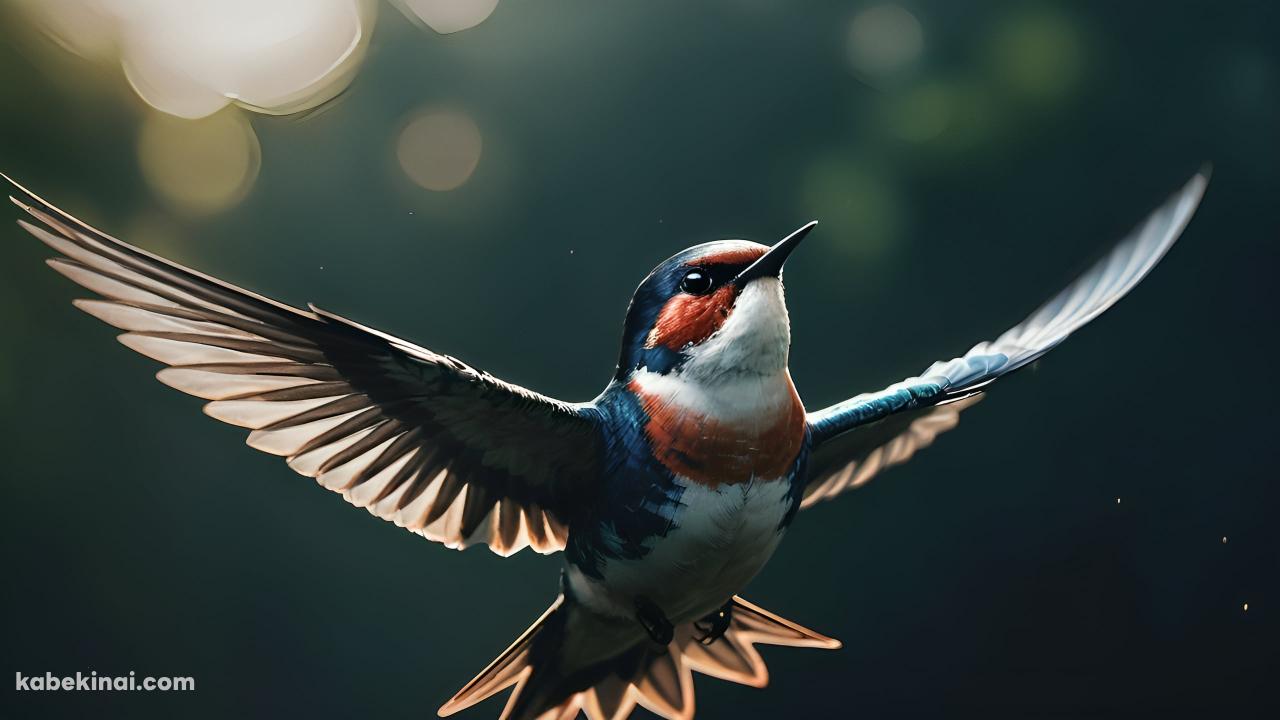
568 476 791 624
630 366 797 431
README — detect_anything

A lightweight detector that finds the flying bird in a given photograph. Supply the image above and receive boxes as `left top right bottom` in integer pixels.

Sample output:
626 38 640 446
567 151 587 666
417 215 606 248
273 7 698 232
7 170 1206 720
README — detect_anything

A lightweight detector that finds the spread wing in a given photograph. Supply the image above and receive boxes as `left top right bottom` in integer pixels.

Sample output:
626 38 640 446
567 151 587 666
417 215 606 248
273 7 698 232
802 170 1208 508
7 175 599 556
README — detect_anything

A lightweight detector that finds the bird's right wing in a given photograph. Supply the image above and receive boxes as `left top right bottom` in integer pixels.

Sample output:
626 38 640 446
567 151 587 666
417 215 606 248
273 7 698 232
802 170 1208 508
9 175 600 557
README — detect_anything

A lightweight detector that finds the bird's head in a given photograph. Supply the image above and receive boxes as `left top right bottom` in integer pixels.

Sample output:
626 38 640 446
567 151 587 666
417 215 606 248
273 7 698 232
615 222 815 382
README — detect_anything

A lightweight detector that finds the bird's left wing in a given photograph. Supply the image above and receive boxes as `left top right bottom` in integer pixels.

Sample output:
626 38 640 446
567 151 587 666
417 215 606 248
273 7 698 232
802 170 1207 509
8 176 598 556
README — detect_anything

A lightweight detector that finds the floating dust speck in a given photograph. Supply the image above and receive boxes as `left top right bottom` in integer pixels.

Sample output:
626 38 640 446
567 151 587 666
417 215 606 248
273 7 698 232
1115 497 1121 505
1243 603 1249 612
1222 536 1228 544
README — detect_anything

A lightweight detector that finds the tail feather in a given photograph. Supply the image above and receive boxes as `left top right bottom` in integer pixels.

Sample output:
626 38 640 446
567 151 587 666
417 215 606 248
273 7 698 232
678 596 841 690
439 595 565 718
583 676 628 719
630 650 694 719
728 596 843 649
442 595 840 720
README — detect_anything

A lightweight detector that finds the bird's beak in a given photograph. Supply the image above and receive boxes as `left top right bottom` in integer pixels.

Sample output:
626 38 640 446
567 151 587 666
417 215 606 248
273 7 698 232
734 221 817 285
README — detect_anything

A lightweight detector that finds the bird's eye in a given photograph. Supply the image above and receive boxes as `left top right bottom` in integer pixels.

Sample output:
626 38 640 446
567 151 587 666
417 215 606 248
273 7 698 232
680 269 713 295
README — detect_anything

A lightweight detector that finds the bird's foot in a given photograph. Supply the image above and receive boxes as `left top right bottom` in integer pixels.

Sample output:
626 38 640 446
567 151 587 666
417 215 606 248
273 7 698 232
693 600 733 645
634 596 674 646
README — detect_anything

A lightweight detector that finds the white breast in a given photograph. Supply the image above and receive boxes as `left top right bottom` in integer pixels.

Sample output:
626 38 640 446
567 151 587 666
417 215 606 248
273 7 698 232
631 366 796 428
569 477 792 624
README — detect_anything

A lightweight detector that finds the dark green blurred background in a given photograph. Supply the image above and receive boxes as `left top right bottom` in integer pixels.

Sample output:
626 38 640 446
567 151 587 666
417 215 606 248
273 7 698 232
2 1 1277 717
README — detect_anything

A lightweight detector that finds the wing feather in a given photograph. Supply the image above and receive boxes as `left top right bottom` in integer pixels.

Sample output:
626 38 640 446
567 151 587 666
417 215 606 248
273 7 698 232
804 171 1207 507
9 175 598 556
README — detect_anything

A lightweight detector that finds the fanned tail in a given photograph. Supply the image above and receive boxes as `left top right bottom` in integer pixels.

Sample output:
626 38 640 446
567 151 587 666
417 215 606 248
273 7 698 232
678 596 842 691
440 595 840 720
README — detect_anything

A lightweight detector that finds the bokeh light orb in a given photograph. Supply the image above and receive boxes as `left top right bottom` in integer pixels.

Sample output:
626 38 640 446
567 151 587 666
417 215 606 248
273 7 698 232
396 108 483 192
847 4 924 78
394 0 500 34
987 9 1083 104
137 109 261 215
21 0 376 119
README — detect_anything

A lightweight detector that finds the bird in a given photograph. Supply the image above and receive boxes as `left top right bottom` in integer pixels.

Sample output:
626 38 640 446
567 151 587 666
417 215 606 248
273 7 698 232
7 169 1206 720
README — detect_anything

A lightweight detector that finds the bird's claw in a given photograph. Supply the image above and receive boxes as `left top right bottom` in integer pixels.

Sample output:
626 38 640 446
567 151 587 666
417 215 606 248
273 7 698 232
694 602 733 645
634 596 674 646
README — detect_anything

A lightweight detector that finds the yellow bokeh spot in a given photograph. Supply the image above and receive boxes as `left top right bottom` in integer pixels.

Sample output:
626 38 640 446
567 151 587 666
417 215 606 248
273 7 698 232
396 108 483 192
137 109 261 216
